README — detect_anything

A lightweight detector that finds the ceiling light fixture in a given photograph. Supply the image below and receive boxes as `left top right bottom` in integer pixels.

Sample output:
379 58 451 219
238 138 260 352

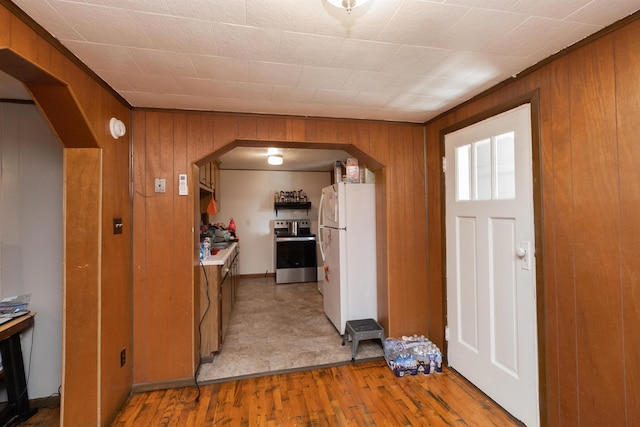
326 0 369 13
268 154 283 166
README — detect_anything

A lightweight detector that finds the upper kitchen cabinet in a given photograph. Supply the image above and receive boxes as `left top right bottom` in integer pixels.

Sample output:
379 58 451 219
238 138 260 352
199 161 220 214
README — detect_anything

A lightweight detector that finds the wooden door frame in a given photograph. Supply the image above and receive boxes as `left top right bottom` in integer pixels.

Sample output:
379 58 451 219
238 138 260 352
439 89 547 425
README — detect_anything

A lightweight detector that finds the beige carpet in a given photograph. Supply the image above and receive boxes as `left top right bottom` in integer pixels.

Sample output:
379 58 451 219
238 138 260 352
197 276 384 383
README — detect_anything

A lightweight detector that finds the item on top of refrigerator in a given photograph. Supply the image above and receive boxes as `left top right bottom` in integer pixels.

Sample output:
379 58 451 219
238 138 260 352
334 161 344 183
345 158 360 183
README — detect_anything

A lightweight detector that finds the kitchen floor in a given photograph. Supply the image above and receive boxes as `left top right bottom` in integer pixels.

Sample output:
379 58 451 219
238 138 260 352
197 276 384 383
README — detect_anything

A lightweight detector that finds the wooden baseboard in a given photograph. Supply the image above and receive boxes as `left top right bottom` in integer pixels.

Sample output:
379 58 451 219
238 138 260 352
131 377 195 394
239 273 275 279
30 394 61 409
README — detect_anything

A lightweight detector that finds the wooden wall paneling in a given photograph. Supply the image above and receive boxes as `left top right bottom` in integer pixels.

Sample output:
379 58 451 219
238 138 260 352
131 111 428 384
238 116 258 140
369 123 390 332
408 126 429 336
213 115 239 153
132 111 148 384
314 119 349 145
0 6 9 45
568 38 625 425
144 112 189 381
347 121 370 155
613 20 640 424
385 124 410 337
426 124 444 350
287 118 307 142
545 57 579 426
28 83 99 148
63 148 102 426
183 113 202 371
192 163 202 369
172 113 195 375
100 98 133 424
257 116 288 141
187 114 211 162
530 68 558 426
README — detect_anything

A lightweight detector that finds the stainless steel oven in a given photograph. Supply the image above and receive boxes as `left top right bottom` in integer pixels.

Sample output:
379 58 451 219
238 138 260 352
274 219 317 284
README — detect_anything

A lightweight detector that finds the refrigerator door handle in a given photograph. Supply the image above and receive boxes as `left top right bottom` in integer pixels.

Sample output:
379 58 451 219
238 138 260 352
318 190 326 262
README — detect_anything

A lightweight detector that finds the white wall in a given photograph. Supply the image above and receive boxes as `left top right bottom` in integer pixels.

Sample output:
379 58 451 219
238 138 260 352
210 170 331 275
0 102 63 399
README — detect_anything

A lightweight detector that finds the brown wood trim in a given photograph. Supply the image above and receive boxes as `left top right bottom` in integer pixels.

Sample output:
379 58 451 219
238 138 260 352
133 106 424 125
131 377 195 394
438 89 547 426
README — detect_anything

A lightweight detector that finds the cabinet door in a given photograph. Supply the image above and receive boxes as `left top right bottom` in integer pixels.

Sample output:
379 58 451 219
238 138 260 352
199 265 220 356
220 273 232 342
199 164 207 186
213 162 220 201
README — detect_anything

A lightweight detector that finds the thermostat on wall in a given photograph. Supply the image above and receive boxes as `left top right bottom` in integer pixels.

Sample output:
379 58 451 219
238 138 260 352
178 174 188 196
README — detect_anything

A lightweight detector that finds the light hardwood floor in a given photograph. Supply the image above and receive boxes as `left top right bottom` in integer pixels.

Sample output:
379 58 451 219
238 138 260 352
17 276 523 426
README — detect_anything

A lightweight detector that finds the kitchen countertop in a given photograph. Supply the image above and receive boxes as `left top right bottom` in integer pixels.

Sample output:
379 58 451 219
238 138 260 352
200 241 238 266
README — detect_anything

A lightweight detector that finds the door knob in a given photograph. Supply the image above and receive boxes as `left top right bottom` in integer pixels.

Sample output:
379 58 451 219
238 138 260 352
516 247 527 258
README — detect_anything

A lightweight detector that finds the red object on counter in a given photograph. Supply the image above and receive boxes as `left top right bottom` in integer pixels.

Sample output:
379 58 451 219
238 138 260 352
228 218 236 233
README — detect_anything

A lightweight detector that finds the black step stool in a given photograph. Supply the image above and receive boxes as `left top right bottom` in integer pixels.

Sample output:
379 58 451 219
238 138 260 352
342 318 385 362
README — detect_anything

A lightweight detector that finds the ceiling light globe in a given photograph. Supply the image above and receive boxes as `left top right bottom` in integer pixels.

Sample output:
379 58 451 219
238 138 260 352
268 155 283 166
326 0 369 13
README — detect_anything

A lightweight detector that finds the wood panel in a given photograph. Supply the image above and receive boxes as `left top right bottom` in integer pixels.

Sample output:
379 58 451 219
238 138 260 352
568 37 625 426
132 111 427 385
199 265 220 357
548 56 579 426
62 148 101 427
100 94 133 422
614 20 640 424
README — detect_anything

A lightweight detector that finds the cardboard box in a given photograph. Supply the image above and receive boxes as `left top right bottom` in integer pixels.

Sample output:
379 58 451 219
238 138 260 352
346 165 360 183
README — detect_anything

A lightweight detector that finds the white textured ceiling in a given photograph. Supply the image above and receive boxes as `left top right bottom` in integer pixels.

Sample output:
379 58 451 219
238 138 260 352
7 0 640 124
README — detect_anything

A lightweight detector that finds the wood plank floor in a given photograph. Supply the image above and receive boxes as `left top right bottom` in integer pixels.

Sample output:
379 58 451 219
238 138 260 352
18 360 523 426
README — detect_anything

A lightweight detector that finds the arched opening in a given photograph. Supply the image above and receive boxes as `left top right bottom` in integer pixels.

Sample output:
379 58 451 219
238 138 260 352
193 140 387 380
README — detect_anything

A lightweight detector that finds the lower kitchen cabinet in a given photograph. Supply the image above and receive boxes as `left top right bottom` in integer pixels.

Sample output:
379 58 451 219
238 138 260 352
198 244 239 360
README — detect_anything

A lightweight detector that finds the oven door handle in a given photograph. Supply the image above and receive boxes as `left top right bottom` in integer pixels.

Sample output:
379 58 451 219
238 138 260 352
276 236 316 242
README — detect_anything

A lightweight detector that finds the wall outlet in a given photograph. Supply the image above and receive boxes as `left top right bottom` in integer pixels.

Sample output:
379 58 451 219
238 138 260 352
120 348 126 367
113 218 123 235
155 178 166 193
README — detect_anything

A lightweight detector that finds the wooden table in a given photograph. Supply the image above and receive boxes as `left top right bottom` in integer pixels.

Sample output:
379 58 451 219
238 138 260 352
0 312 36 425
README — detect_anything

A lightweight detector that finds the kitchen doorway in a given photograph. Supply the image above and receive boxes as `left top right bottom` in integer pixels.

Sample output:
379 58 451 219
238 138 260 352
196 142 383 378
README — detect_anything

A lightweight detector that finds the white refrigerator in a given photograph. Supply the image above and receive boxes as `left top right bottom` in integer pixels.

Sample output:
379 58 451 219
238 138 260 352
317 182 377 335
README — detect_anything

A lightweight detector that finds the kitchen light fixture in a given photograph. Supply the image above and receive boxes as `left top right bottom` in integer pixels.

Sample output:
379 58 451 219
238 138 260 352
326 0 369 13
268 154 284 166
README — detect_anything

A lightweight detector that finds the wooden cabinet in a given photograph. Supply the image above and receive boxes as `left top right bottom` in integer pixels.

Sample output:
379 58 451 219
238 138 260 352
198 244 239 360
199 264 221 357
199 161 220 215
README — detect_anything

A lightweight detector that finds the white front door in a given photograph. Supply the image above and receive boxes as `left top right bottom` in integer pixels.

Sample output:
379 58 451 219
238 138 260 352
445 104 539 426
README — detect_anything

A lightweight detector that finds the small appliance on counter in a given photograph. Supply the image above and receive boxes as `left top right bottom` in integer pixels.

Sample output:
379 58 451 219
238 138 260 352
273 219 317 284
